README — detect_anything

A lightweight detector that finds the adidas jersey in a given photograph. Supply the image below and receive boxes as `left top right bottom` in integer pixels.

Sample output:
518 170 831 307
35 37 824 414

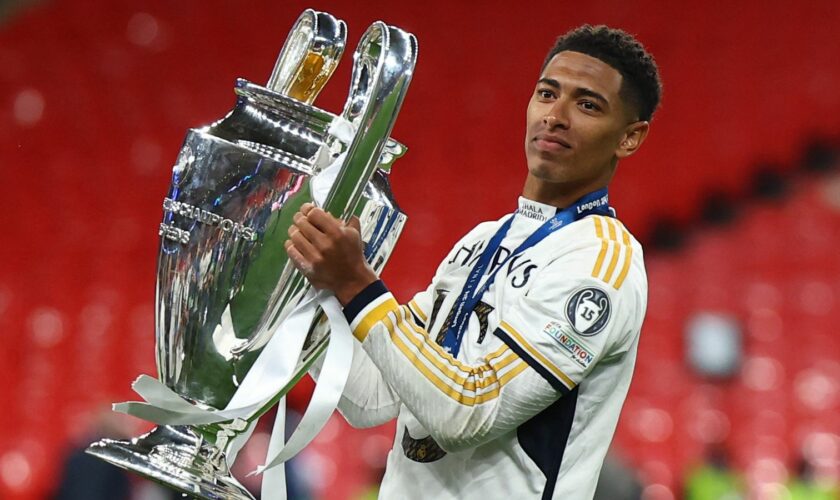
335 196 647 500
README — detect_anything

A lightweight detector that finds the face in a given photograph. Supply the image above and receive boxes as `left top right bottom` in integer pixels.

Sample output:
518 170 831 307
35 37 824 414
524 51 648 193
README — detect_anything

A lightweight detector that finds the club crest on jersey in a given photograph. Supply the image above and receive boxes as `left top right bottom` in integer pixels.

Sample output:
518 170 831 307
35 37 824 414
565 287 611 336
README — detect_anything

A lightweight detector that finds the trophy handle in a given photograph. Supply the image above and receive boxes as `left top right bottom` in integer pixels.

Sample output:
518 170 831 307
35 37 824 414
321 21 418 220
266 9 347 104
230 22 417 357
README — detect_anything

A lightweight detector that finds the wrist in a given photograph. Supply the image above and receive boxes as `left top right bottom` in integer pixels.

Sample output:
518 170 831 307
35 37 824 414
335 268 378 306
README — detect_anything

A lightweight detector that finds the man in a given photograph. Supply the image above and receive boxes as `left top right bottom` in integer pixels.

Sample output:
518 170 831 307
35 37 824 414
286 24 661 499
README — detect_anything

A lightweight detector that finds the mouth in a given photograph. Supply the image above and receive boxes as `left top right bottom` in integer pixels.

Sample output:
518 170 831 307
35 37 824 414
533 134 572 152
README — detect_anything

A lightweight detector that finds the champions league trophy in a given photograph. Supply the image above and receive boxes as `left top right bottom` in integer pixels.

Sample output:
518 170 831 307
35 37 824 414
86 10 417 499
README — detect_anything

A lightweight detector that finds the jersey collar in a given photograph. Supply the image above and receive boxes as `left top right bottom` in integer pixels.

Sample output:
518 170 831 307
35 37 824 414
516 197 558 222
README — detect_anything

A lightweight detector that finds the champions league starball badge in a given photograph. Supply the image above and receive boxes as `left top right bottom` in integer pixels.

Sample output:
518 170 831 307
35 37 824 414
565 287 611 336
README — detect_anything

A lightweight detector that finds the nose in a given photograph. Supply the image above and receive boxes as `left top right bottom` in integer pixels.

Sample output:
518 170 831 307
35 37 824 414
542 115 564 128
542 101 570 129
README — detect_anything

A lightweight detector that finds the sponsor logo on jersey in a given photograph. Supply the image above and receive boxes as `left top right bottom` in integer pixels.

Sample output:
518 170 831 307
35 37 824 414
565 287 611 336
543 321 595 368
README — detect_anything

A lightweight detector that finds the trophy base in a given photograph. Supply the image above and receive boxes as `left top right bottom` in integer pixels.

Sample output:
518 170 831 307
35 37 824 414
86 425 255 500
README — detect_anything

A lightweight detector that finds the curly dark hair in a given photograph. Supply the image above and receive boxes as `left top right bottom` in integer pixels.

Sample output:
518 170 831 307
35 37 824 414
543 25 662 121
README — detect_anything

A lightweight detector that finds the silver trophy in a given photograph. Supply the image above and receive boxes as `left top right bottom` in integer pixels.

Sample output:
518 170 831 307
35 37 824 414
86 9 417 499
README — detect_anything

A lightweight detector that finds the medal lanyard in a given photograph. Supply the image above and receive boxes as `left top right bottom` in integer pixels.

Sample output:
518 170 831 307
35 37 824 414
440 188 612 356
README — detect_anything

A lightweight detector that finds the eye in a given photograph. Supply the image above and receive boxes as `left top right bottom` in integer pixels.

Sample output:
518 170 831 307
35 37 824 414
536 88 555 100
578 100 601 112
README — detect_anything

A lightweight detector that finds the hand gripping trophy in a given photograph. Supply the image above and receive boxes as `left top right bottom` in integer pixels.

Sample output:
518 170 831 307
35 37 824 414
86 10 418 499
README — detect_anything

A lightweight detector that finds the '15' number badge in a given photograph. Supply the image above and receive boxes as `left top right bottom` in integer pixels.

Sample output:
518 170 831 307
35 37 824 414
565 287 611 336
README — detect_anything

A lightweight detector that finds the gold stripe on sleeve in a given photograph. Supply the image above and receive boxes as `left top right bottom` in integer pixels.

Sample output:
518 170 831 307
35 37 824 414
389 323 507 405
399 306 478 374
393 319 497 392
485 344 511 364
387 324 486 405
499 361 529 385
613 225 633 289
379 309 528 406
591 216 610 278
394 308 518 392
493 352 521 372
602 218 622 283
408 299 428 323
355 297 401 342
499 321 576 390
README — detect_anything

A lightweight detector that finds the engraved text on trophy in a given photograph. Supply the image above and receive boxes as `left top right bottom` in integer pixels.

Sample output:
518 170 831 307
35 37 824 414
159 197 258 244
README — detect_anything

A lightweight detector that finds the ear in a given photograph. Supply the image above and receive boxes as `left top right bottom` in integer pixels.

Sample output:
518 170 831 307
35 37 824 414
615 121 650 159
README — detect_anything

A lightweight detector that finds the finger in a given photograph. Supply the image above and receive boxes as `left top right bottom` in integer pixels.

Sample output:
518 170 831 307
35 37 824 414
300 202 316 216
306 207 342 237
292 212 330 249
344 216 365 251
284 240 314 276
287 224 321 262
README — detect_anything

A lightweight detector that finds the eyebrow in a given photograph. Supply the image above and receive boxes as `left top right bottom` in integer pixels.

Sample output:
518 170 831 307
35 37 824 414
537 78 610 106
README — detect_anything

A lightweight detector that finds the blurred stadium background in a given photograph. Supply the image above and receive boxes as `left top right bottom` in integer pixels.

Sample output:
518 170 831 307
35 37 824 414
1 0 839 498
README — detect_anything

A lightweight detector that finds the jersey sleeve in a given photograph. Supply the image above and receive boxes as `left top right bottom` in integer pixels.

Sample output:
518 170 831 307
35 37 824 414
318 275 450 428
309 338 401 428
494 223 644 394
342 280 560 452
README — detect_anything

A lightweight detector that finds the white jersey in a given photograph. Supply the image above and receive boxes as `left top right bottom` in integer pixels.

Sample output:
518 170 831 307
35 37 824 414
325 196 647 500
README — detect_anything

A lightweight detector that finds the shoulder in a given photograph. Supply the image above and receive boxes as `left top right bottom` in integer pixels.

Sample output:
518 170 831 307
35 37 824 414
549 215 645 291
532 216 647 330
524 216 647 349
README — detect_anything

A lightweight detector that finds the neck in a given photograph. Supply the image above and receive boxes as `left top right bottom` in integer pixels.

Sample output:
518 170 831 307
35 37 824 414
522 175 608 209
